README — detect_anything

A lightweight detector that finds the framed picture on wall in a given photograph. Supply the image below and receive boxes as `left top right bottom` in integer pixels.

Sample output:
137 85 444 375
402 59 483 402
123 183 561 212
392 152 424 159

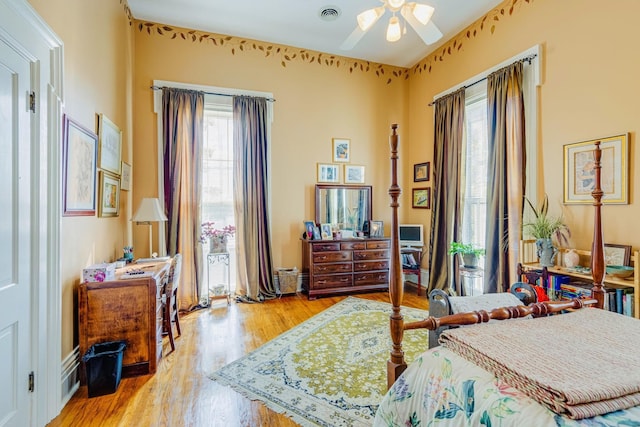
344 165 365 184
98 171 121 217
120 161 132 191
412 188 431 209
97 113 122 175
332 138 350 163
62 115 97 217
563 134 628 204
414 162 430 182
317 163 340 183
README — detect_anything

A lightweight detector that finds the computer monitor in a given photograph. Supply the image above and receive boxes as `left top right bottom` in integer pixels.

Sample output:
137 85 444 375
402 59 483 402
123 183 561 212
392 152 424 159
399 224 424 247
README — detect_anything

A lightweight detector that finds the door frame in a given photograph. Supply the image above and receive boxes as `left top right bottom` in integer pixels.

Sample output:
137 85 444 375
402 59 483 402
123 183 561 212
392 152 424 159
0 0 63 425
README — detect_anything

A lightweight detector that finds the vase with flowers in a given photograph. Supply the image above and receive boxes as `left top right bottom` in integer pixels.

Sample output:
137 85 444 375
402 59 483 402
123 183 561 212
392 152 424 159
201 222 236 253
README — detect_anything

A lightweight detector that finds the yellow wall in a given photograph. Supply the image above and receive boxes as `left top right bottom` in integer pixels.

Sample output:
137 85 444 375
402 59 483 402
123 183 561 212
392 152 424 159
407 0 638 252
28 0 134 356
133 25 409 269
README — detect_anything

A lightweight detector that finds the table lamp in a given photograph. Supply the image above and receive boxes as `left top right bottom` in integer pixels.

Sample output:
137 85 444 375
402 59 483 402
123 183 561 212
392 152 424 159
132 198 168 257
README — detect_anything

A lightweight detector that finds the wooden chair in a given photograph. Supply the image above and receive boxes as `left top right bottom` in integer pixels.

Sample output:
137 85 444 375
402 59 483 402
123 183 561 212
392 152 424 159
163 254 182 353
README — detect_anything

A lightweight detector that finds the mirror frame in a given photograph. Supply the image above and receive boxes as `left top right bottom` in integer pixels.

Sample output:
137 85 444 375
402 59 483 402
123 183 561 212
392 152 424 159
315 184 372 231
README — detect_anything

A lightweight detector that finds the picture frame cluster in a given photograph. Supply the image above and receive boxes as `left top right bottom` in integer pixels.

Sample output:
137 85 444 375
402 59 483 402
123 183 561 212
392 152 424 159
62 113 126 218
316 138 365 184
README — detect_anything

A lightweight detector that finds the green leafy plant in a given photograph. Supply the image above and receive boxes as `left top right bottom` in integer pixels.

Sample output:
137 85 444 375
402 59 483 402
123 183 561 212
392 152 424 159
448 242 485 256
523 195 570 246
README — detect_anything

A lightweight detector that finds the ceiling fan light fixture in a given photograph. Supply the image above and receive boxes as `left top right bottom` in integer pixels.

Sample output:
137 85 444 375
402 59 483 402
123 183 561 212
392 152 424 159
386 16 402 42
409 3 435 25
357 6 385 31
387 0 406 10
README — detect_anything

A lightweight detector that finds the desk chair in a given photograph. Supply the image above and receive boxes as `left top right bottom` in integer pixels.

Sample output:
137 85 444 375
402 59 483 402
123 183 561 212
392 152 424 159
163 254 182 353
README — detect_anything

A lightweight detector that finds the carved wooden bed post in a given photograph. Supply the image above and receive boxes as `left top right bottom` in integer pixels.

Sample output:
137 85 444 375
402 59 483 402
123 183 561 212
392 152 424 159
590 142 605 309
387 123 407 388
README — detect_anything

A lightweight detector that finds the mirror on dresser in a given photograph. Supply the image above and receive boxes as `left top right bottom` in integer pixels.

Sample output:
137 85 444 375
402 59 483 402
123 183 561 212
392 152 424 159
315 184 372 232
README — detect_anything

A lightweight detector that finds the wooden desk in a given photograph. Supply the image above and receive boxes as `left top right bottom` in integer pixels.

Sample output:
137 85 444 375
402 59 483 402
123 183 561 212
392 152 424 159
78 260 170 378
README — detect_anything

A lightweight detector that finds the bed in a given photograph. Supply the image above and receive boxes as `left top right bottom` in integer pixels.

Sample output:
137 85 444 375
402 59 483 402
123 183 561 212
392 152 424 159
375 125 640 426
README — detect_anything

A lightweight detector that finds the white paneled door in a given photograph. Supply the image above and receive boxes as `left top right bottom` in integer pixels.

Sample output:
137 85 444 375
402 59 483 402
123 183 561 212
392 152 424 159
0 37 32 426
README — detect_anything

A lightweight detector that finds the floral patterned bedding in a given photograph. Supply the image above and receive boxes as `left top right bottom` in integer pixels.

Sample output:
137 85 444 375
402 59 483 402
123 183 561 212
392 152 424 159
374 347 640 426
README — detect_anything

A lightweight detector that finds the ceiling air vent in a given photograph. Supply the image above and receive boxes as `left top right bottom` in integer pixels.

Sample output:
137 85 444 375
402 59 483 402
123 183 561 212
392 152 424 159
319 6 341 22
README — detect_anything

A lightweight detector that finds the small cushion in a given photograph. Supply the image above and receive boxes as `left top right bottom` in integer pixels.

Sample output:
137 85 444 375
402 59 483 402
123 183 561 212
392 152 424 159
448 292 531 320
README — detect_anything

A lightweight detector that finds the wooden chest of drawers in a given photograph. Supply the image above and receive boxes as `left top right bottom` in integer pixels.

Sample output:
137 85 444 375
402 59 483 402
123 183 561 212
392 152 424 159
301 238 390 299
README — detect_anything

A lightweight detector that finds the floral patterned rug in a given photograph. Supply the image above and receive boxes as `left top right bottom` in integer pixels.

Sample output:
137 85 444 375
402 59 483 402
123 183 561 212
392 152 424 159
209 296 429 426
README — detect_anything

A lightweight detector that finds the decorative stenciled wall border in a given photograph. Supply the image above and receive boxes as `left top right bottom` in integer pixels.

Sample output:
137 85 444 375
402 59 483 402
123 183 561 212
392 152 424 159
134 20 409 84
411 0 533 76
125 0 532 83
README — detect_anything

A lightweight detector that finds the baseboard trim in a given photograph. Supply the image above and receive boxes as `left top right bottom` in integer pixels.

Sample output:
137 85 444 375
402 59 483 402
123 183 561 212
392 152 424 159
60 346 80 406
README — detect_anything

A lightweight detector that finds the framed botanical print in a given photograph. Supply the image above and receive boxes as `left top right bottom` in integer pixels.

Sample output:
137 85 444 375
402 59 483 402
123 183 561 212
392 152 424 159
97 113 122 175
412 188 431 209
62 115 97 216
98 170 120 217
332 138 350 163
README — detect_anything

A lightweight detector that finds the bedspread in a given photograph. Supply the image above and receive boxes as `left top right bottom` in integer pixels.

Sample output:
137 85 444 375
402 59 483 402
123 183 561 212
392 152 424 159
439 308 640 419
374 347 640 427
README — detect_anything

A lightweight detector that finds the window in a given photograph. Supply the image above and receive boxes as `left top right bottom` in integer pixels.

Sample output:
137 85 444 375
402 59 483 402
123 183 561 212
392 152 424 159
202 101 236 296
460 82 488 253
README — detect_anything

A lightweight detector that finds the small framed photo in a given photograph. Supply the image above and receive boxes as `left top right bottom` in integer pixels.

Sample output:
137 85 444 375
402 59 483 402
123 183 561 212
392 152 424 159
369 220 384 237
303 220 315 240
62 115 97 217
320 223 333 240
412 188 431 209
317 163 340 183
98 170 121 217
344 165 365 184
414 162 430 182
563 134 628 204
332 138 350 163
604 244 631 266
97 113 122 175
120 161 132 191
312 226 321 240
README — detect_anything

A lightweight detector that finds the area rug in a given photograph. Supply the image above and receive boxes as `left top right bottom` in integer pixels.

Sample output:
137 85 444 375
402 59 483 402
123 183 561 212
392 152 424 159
209 296 429 426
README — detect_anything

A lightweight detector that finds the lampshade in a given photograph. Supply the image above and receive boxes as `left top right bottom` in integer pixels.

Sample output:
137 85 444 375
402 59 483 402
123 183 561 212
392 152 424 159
132 198 168 223
357 6 385 31
386 16 402 42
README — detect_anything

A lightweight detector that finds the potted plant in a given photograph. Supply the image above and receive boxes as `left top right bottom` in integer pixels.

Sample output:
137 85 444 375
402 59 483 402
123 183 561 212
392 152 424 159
523 195 570 267
449 242 485 268
200 222 236 253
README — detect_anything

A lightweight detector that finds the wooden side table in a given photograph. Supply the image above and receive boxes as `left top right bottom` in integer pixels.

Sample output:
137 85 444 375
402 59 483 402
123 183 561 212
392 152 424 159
207 252 231 305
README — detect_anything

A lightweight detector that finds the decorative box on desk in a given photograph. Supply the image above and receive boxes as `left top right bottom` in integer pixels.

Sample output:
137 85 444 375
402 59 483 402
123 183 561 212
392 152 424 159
301 237 390 300
78 259 171 380
82 262 116 283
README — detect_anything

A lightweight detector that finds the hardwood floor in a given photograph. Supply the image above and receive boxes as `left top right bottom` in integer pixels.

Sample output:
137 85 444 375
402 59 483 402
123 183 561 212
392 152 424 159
47 290 428 427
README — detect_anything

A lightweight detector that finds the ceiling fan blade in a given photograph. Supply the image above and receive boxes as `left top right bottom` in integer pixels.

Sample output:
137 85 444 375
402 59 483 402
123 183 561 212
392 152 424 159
401 5 443 45
340 26 366 51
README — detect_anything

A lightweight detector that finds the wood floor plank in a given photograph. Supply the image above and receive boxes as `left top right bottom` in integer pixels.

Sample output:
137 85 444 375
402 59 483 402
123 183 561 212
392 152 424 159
47 291 428 426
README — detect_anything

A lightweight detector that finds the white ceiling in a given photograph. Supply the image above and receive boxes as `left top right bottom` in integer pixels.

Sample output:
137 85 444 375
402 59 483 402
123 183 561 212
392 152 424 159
127 0 505 68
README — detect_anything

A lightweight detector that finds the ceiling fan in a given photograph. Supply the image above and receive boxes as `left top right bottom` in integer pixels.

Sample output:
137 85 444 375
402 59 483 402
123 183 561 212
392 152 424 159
340 0 443 50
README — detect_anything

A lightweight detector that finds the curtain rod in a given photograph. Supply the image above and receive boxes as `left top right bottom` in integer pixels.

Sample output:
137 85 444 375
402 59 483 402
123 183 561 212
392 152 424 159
150 85 276 102
428 53 537 107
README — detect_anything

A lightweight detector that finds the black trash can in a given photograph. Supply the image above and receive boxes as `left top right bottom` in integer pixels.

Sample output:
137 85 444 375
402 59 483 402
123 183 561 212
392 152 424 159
82 341 127 398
